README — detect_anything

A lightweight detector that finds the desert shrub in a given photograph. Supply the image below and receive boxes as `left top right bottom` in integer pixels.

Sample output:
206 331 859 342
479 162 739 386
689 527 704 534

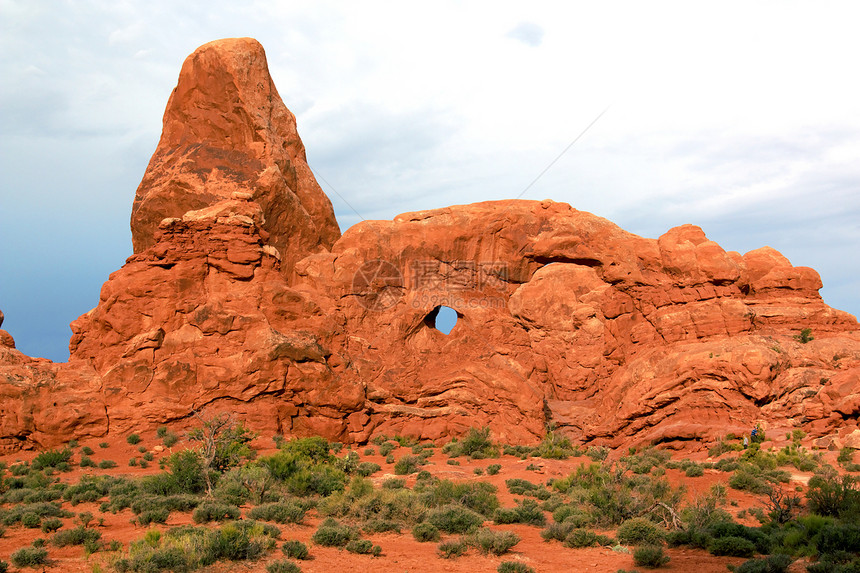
10 547 48 567
734 553 793 573
815 521 860 555
0 559 7 573
136 508 170 526
345 538 380 555
193 502 241 523
162 432 179 447
585 446 609 461
127 434 142 445
417 478 500 516
248 502 306 524
563 527 599 548
806 472 860 520
0 502 71 526
498 562 536 573
378 442 395 457
167 449 207 494
266 561 301 573
21 512 41 528
729 465 788 495
443 427 499 459
97 459 118 469
382 477 407 489
617 517 665 545
472 527 520 555
634 544 670 568
81 446 94 455
437 538 468 558
685 464 704 477
311 518 357 547
541 521 576 542
363 518 400 534
427 504 484 534
533 430 578 459
79 455 96 468
281 539 309 559
487 464 502 475
51 525 101 547
356 462 381 477
32 448 73 471
412 522 440 542
493 499 546 526
708 535 756 557
40 517 63 533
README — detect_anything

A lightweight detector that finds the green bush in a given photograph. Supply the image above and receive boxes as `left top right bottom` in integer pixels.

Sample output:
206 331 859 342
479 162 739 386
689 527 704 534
41 517 63 533
127 434 142 445
412 522 441 542
311 518 357 547
162 432 179 447
443 427 499 459
99 442 109 448
493 499 546 526
168 449 207 494
79 455 97 468
541 521 576 542
32 448 73 471
0 559 7 573
437 538 468 559
472 527 520 555
81 446 94 455
136 508 170 526
498 562 535 573
378 442 395 456
806 472 860 520
51 525 101 547
563 527 599 548
427 504 484 534
734 554 792 573
708 535 756 557
685 464 704 477
418 478 500 516
10 547 48 567
633 544 670 568
345 539 380 555
356 462 381 477
281 539 309 560
617 517 665 545
394 455 420 475
247 502 306 524
266 560 301 573
487 464 502 475
98 460 118 469
192 502 241 523
21 512 41 528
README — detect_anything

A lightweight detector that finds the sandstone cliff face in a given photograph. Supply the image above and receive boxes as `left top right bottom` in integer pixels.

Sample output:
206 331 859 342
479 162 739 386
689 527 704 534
1 38 857 452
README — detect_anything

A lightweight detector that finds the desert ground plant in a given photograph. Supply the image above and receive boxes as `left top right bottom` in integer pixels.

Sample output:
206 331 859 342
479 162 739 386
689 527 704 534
192 502 241 523
266 561 301 573
616 517 665 545
186 411 257 494
443 427 499 459
247 502 306 524
311 518 358 547
281 539 309 560
733 553 793 573
412 522 441 542
437 538 468 559
487 463 502 475
498 562 536 573
127 434 142 445
31 448 73 471
493 499 547 526
634 544 670 568
427 504 484 534
345 538 381 555
10 547 48 568
471 527 520 555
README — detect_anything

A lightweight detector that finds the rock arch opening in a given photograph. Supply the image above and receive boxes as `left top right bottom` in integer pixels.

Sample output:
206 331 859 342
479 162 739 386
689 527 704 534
425 305 458 335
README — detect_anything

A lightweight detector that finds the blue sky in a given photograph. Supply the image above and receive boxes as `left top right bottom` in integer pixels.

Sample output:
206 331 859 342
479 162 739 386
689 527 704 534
1 1 858 361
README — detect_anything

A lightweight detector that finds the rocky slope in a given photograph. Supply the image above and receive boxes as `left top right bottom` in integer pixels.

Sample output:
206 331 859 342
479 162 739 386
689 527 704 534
1 38 858 452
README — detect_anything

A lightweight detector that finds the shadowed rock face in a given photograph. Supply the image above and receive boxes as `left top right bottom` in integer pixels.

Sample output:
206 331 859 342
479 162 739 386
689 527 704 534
1 38 858 452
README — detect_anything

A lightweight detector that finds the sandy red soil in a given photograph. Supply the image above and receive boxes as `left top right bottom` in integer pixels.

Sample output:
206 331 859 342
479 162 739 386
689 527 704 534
0 433 840 572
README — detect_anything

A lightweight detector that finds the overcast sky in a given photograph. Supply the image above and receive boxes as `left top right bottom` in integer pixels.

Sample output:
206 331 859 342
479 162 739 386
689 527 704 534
1 1 858 361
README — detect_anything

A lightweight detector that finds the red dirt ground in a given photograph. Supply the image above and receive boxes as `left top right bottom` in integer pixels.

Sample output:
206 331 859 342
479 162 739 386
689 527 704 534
0 433 842 573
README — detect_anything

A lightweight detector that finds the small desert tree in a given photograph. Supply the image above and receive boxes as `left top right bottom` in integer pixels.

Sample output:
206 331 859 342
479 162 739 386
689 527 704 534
187 411 257 495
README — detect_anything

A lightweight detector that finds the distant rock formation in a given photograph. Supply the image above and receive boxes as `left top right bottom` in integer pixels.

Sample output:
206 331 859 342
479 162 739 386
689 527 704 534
1 38 858 452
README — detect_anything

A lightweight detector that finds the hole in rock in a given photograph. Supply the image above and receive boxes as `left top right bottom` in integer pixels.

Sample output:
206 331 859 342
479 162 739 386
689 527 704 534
425 305 458 335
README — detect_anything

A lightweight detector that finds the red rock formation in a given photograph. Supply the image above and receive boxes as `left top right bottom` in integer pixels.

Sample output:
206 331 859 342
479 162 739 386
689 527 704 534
0 38 858 452
130 37 340 277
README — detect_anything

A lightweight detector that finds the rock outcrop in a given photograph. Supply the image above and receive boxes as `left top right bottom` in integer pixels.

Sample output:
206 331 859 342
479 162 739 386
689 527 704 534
1 38 858 452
